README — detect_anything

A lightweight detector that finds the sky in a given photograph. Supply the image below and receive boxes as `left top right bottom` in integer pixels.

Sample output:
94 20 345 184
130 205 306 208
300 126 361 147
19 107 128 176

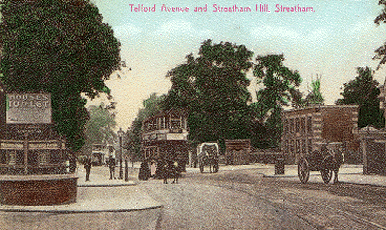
89 0 386 131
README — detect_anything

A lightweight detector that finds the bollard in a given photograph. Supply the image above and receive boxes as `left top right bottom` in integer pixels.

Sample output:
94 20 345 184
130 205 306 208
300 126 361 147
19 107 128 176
125 160 129 181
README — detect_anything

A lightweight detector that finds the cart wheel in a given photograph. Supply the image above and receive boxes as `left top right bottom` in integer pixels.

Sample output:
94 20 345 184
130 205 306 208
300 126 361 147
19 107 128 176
199 164 204 173
298 158 310 184
213 162 219 173
320 169 332 184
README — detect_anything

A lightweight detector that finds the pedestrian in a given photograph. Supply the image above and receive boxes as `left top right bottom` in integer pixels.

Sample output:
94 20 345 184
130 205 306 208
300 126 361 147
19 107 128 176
162 160 169 184
172 160 179 184
138 160 150 180
108 155 116 180
84 157 92 182
150 161 156 178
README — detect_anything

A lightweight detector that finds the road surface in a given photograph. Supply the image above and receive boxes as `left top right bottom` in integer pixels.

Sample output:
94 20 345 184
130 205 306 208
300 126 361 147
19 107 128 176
140 168 386 229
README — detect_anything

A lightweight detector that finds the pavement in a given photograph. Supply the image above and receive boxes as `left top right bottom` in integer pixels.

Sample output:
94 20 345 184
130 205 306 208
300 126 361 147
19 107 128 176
0 165 162 214
0 166 163 229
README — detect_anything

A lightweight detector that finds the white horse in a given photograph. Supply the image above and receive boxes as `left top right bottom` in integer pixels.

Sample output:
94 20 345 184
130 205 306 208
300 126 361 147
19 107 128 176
197 143 219 173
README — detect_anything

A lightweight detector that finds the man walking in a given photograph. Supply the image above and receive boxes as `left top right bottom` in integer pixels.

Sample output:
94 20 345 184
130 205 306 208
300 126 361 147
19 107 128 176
108 155 116 180
84 157 92 182
162 160 169 184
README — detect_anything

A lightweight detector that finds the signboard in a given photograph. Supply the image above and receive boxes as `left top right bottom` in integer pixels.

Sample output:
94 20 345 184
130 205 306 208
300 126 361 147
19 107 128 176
29 142 61 150
0 142 23 149
0 141 64 150
6 93 52 124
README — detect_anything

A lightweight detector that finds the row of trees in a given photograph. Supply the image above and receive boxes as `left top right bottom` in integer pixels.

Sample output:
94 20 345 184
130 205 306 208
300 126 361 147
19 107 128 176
127 34 386 158
1 0 386 160
125 40 325 157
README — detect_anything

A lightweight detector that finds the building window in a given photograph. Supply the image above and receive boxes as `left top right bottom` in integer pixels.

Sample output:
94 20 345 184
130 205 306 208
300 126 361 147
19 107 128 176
284 140 289 153
15 150 24 165
50 150 62 164
307 116 312 135
301 117 306 134
28 150 39 166
160 117 165 129
308 139 312 154
283 119 288 136
39 150 50 164
0 149 7 164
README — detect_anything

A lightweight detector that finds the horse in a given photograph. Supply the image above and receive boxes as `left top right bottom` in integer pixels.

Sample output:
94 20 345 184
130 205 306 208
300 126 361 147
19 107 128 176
198 144 219 173
321 143 345 184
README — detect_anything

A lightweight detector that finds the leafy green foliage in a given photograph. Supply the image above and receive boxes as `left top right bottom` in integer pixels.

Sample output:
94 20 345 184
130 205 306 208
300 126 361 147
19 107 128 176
305 76 324 106
375 0 386 69
252 54 302 148
164 40 254 146
80 103 116 156
85 103 116 145
336 67 384 128
0 0 121 151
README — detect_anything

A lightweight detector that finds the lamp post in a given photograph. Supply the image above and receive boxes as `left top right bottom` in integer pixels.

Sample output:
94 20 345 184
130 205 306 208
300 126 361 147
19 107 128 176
117 128 124 180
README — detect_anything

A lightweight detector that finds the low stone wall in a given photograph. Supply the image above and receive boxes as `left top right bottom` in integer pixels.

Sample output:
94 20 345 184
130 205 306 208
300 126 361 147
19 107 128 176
0 174 78 205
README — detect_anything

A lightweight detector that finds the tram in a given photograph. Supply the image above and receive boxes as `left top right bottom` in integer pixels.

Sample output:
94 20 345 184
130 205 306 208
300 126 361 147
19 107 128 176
141 109 189 177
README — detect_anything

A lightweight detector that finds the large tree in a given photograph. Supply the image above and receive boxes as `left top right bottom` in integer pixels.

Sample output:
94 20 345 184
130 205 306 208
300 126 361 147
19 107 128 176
336 67 384 128
375 0 386 69
0 0 121 151
252 54 302 148
81 103 117 154
164 40 254 146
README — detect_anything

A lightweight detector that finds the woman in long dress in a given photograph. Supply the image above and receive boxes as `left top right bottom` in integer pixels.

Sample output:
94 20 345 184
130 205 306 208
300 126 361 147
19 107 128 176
150 161 156 177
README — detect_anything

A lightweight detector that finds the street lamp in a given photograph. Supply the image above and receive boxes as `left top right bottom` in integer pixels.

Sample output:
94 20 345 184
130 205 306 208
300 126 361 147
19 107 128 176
117 127 124 180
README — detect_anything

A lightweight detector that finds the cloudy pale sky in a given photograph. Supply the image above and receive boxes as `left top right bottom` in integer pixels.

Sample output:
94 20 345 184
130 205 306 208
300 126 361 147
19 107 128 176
89 0 386 130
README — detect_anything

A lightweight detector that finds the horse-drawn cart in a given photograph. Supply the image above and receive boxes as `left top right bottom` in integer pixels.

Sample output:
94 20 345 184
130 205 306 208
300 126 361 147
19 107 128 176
298 142 344 184
281 105 359 184
197 142 219 173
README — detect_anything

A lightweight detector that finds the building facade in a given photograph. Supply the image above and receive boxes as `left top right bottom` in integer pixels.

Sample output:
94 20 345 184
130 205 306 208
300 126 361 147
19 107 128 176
281 105 359 164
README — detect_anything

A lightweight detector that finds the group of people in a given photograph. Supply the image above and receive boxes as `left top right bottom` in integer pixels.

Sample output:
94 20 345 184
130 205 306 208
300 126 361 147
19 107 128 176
160 160 182 184
138 159 183 184
83 155 117 182
83 155 184 183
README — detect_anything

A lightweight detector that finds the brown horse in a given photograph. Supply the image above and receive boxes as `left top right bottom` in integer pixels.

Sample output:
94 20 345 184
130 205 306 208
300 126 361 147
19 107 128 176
321 143 345 184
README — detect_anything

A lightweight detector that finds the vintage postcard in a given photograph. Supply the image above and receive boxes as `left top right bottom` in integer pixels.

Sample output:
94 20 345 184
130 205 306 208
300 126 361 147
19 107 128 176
0 0 386 229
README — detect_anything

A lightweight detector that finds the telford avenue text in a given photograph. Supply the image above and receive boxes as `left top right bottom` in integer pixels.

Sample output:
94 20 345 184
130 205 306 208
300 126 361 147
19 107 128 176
129 4 315 13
